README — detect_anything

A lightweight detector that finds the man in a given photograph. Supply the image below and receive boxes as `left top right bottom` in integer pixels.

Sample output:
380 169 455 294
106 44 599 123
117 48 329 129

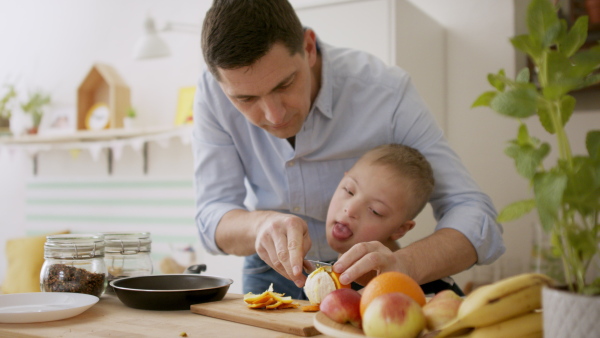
193 0 505 298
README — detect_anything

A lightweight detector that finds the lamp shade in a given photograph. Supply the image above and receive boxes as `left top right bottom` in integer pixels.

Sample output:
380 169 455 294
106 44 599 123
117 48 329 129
132 17 170 60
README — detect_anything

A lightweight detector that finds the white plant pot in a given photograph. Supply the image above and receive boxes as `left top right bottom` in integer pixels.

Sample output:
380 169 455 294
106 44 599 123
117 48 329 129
543 286 600 337
123 117 135 130
9 109 32 137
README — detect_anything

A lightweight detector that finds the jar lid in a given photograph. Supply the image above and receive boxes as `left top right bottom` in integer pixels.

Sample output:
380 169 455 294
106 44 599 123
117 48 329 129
102 232 151 254
44 233 105 259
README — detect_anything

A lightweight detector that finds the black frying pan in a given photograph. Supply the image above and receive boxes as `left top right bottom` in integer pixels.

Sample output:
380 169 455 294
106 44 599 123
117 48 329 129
110 272 233 310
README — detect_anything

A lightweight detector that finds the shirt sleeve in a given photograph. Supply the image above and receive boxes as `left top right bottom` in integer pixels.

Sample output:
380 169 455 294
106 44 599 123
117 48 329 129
391 74 506 264
191 74 248 255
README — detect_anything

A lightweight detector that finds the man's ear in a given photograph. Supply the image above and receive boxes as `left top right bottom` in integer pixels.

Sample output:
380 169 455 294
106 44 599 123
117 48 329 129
304 29 318 66
390 220 416 241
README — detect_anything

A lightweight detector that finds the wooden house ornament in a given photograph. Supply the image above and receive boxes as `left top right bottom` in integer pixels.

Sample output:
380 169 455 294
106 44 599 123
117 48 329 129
77 63 130 130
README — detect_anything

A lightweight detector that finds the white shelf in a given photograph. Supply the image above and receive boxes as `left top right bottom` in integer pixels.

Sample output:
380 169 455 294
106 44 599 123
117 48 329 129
0 125 193 175
0 126 186 145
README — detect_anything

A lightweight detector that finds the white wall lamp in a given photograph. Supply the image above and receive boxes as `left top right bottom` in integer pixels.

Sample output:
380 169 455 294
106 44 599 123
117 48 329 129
132 16 200 60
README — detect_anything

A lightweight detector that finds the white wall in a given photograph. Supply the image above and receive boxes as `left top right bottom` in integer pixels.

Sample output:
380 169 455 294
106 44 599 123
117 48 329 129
1 0 598 291
410 0 599 286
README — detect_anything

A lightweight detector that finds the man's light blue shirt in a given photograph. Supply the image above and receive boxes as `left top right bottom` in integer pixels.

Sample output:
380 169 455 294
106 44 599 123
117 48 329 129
192 41 505 264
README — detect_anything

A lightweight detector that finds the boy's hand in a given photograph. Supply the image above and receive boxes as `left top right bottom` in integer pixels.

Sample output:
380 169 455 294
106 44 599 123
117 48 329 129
332 241 409 286
254 212 312 287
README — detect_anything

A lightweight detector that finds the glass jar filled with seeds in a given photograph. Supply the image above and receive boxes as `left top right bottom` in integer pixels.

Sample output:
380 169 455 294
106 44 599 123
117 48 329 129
103 232 153 292
40 233 107 297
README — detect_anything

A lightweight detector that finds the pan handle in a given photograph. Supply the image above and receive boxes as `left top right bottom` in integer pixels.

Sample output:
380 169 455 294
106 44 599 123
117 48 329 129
184 264 207 274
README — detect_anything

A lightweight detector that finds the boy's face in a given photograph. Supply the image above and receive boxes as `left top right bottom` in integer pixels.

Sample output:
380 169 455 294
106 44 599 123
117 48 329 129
326 160 415 254
216 30 319 140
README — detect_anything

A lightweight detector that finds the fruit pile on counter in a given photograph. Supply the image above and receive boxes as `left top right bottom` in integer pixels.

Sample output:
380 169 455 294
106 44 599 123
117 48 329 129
303 271 552 338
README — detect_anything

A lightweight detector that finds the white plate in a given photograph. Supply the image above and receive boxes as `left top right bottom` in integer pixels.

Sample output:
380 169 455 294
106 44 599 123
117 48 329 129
0 292 99 323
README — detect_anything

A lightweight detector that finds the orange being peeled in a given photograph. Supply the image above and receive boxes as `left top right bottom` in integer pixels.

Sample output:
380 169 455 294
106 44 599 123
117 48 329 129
304 267 351 305
359 272 426 316
330 271 348 290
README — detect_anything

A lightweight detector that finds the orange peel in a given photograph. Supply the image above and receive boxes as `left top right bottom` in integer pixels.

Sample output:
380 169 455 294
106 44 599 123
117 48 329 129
243 283 300 310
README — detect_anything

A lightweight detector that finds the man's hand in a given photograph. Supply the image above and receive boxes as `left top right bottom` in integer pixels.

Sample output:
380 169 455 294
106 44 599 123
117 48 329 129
254 213 312 288
332 241 407 286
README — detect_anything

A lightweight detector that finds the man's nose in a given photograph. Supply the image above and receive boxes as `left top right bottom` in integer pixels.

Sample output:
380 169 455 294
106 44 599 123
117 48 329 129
262 95 285 124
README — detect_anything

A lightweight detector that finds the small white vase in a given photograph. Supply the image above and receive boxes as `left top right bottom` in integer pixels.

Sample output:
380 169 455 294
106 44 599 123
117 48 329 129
9 109 32 137
123 117 135 130
543 286 600 338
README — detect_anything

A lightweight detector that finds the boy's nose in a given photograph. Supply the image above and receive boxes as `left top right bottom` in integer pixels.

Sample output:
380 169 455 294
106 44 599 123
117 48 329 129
344 204 359 219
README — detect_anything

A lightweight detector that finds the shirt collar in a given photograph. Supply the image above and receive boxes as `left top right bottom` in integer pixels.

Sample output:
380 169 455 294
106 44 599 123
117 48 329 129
311 37 333 120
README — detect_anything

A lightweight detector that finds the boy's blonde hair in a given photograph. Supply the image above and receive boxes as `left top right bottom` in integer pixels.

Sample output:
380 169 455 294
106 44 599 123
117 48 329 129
361 144 434 220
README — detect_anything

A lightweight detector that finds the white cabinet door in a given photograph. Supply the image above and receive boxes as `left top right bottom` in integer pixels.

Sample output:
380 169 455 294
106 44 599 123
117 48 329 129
293 0 446 132
295 0 392 65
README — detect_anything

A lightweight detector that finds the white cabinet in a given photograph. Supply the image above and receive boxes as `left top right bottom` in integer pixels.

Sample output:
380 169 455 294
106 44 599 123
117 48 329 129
292 0 446 131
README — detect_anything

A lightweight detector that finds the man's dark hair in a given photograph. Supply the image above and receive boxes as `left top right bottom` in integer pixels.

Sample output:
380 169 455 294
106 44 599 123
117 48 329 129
201 0 305 80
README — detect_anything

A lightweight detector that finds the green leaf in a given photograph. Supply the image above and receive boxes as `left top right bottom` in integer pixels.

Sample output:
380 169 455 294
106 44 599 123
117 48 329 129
517 123 530 145
490 87 538 118
562 157 599 214
527 0 561 48
516 67 531 83
497 199 537 222
560 95 575 127
579 73 600 90
570 46 600 79
487 70 506 91
472 91 497 108
534 171 567 232
514 143 550 179
543 51 580 99
587 130 600 160
559 16 588 57
511 35 543 60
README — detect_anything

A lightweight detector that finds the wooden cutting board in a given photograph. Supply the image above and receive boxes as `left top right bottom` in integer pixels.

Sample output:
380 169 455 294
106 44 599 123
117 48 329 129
191 293 320 336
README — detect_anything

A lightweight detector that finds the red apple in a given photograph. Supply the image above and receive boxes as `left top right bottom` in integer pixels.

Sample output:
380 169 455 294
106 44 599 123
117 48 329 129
422 290 463 331
362 292 425 338
319 288 362 328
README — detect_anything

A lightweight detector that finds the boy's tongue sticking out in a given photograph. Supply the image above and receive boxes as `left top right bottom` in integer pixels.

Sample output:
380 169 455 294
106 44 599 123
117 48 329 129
332 222 353 240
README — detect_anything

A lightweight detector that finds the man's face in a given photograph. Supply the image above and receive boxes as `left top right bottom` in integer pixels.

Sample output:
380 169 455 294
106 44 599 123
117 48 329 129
325 160 415 254
216 32 318 139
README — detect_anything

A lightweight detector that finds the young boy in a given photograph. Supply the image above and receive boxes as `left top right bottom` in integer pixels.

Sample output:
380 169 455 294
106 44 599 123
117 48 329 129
326 143 434 255
323 143 462 295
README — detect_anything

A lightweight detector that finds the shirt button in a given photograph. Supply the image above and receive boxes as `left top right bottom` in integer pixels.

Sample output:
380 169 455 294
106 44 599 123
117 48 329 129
287 161 295 167
293 207 300 212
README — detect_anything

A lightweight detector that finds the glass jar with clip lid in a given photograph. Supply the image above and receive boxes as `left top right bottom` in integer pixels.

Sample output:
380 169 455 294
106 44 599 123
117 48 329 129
40 233 107 297
103 232 153 291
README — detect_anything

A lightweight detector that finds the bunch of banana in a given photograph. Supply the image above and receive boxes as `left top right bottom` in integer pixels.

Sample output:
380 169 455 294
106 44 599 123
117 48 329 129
434 273 553 338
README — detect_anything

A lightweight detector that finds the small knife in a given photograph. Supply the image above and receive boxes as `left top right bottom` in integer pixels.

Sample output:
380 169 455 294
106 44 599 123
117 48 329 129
304 259 333 273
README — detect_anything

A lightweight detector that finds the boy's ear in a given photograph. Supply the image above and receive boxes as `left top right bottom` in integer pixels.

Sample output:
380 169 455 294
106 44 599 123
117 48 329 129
390 220 416 241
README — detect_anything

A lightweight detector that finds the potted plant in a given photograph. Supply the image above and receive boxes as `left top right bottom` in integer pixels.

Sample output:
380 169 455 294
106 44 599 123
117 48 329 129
0 84 17 131
123 107 137 129
472 0 600 335
20 90 51 134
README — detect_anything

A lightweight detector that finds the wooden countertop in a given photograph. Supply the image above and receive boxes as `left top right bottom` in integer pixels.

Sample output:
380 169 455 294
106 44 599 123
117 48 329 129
0 293 324 337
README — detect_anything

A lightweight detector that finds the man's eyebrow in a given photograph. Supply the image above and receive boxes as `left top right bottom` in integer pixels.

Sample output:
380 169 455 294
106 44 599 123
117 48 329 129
231 73 295 100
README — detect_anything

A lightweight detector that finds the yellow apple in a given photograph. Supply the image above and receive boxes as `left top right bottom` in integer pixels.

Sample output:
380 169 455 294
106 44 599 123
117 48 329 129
422 289 463 331
362 292 426 338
